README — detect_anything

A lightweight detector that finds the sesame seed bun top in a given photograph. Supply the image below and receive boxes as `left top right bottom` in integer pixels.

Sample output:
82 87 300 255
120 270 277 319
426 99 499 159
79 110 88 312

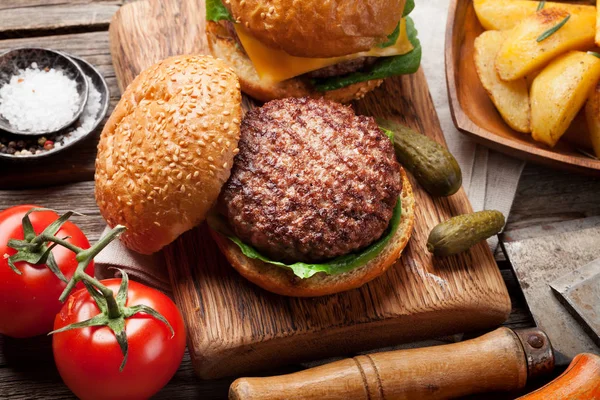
224 0 406 58
95 55 242 254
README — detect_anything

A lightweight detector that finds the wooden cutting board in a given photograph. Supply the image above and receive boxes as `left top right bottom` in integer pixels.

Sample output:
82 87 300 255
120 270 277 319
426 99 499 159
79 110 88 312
109 0 511 379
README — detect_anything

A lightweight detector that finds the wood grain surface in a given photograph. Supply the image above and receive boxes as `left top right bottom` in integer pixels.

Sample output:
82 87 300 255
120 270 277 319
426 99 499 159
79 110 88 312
0 183 535 400
445 0 600 176
0 1 127 38
110 0 511 379
1 0 598 397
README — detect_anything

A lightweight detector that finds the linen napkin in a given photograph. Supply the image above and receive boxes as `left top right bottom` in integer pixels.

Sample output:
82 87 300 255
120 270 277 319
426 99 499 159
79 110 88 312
96 0 525 289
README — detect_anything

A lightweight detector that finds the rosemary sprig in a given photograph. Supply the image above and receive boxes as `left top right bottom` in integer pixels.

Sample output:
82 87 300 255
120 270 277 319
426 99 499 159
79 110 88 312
537 1 546 11
588 51 600 59
537 14 570 43
576 148 599 160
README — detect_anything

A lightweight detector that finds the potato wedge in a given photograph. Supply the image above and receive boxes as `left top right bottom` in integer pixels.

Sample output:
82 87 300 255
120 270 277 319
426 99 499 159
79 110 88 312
496 8 596 81
474 31 530 133
474 0 595 31
597 0 600 47
585 82 600 157
531 51 600 147
525 70 541 91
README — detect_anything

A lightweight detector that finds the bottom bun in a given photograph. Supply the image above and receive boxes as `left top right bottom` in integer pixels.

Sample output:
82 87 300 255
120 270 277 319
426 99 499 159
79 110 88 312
206 22 384 104
210 167 415 297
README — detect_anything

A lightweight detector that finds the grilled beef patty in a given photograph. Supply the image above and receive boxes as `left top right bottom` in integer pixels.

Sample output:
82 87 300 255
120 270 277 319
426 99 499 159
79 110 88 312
220 97 402 263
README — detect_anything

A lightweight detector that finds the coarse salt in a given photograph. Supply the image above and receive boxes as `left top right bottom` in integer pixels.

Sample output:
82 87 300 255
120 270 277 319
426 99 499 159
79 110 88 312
2 72 103 157
55 75 102 148
0 63 80 132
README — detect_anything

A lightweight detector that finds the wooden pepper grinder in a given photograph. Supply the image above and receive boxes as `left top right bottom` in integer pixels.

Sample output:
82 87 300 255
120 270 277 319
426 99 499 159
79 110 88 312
229 327 555 400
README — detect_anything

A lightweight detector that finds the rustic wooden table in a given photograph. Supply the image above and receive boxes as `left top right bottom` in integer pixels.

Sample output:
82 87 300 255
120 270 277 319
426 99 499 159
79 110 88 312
0 1 599 399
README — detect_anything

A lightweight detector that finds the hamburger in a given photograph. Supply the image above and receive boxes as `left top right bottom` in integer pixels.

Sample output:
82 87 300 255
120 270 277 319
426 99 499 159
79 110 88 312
209 97 415 296
205 0 421 103
96 56 414 297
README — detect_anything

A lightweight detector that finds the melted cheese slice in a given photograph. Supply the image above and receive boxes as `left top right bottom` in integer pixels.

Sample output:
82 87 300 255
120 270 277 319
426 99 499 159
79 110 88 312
234 18 413 83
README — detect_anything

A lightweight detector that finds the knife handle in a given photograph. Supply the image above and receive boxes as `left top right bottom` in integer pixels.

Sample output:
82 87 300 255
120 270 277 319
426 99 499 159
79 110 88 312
229 327 553 400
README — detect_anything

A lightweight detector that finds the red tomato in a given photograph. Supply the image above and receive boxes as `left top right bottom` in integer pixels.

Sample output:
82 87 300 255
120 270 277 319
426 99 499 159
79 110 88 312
53 279 186 400
0 205 93 338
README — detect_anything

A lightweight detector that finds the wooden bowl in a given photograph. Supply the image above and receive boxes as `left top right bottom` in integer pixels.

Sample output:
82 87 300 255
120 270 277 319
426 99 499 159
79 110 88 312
445 0 600 175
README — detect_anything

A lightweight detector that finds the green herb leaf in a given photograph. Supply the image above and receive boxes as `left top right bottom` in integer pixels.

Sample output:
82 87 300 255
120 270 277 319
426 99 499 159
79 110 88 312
537 14 570 42
403 0 415 17
206 0 233 22
312 17 421 92
378 23 401 48
212 198 402 279
588 51 600 59
537 1 546 11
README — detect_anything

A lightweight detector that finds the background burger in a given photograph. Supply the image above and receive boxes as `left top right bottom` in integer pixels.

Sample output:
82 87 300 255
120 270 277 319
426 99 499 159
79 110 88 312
209 97 416 297
205 0 421 103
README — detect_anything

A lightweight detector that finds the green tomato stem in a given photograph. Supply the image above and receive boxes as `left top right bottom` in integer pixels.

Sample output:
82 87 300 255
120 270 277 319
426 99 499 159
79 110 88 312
79 273 121 319
40 234 82 254
58 225 126 304
76 226 126 263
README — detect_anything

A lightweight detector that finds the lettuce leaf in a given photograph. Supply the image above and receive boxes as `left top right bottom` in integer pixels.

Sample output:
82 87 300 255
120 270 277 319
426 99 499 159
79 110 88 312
378 0 416 49
214 197 402 279
206 0 233 22
403 0 415 17
312 17 421 92
378 23 401 48
381 126 395 142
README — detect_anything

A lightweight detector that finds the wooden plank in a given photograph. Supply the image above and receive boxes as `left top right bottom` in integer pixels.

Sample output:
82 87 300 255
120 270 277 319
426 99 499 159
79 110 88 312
111 0 511 379
0 1 125 38
0 32 120 189
0 185 530 399
0 181 104 241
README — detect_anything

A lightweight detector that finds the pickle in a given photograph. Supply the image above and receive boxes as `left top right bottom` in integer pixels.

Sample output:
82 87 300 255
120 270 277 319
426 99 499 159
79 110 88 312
378 119 462 197
427 210 505 256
